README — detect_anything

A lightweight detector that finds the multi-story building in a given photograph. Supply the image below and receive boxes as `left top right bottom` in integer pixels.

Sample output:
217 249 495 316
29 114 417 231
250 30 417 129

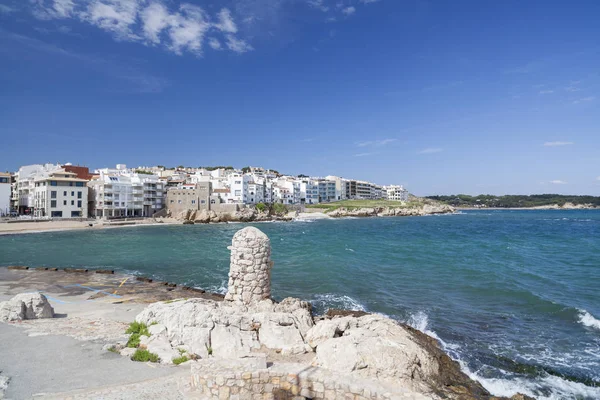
12 164 63 214
384 185 409 201
317 180 336 202
166 182 210 215
88 170 165 218
0 172 11 216
32 170 88 218
345 180 357 200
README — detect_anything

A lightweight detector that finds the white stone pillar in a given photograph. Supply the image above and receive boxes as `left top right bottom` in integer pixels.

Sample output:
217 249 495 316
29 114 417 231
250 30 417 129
225 227 273 304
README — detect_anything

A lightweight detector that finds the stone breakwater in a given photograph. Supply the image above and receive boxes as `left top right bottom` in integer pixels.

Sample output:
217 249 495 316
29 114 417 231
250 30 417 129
121 226 529 400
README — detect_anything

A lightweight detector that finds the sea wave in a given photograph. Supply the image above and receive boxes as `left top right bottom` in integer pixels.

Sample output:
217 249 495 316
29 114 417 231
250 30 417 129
577 309 600 330
206 280 228 295
310 293 367 313
465 367 600 400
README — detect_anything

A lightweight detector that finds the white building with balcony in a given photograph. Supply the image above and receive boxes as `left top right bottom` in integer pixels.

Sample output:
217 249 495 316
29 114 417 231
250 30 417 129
384 185 409 201
88 171 165 218
12 164 63 214
32 170 88 218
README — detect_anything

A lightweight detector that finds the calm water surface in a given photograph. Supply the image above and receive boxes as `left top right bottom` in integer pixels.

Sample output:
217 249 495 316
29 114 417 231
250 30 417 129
1 210 599 399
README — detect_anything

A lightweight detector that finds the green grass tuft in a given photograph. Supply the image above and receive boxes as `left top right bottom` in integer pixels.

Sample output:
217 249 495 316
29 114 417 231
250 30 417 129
126 333 141 348
131 349 160 363
172 355 189 365
125 321 150 337
178 348 187 355
107 346 119 353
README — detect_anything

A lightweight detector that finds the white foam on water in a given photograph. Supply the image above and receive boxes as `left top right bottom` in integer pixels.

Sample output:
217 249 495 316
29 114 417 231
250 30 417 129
206 280 228 295
577 309 600 330
465 368 600 400
406 311 600 399
312 294 367 312
345 247 355 252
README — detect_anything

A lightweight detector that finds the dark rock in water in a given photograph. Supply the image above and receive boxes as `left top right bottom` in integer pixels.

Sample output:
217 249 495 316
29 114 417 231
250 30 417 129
64 268 88 273
7 266 29 270
95 269 114 275
47 268 58 271
182 220 194 225
35 267 49 271
166 283 177 288
136 276 153 283
326 308 369 318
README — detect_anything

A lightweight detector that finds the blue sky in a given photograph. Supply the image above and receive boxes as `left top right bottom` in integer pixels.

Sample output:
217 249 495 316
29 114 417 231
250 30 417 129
0 0 599 196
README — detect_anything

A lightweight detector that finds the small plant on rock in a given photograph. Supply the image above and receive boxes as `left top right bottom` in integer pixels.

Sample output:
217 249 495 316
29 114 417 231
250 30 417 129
125 321 150 348
172 355 189 365
131 349 160 363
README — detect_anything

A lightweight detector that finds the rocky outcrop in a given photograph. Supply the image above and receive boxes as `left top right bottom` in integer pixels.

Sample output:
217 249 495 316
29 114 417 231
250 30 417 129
0 292 54 322
327 203 455 218
177 207 290 224
134 297 314 363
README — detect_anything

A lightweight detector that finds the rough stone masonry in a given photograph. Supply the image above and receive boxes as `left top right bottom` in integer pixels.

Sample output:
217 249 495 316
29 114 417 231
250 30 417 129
224 226 274 304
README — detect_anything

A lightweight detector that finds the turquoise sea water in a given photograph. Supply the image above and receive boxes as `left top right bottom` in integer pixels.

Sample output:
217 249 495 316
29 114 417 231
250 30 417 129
1 210 599 399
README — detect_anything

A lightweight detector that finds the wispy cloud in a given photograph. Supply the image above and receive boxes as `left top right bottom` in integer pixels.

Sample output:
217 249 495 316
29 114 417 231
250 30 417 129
418 148 443 154
354 152 374 157
356 138 397 147
0 4 15 13
24 1 252 57
596 176 600 181
342 6 356 16
543 141 574 147
539 90 554 94
572 96 595 104
3 31 168 93
549 180 567 185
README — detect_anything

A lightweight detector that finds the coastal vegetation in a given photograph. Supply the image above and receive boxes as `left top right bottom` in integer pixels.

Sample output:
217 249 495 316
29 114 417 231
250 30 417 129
427 194 600 208
131 349 160 363
306 199 429 212
125 321 150 348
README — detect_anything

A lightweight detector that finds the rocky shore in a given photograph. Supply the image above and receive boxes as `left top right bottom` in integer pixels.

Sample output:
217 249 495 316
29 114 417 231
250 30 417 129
174 201 455 224
0 227 529 400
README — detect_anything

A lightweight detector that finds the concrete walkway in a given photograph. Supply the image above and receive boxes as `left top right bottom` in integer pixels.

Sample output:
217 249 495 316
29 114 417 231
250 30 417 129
0 323 183 399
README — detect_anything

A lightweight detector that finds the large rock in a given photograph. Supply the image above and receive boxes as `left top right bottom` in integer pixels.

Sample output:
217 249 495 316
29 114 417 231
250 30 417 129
0 292 55 322
135 297 314 362
310 315 439 393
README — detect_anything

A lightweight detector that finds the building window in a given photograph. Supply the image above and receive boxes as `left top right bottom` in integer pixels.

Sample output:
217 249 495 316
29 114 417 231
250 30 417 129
0 177 8 183
51 211 62 217
71 191 75 196
191 200 196 204
170 200 174 203
63 200 67 205
178 200 182 204
51 191 57 199
77 200 82 207
76 182 84 187
69 182 73 186
235 190 241 196
71 211 80 217
200 200 206 204
51 200 57 208
63 191 67 196
50 181 57 186
71 200 75 206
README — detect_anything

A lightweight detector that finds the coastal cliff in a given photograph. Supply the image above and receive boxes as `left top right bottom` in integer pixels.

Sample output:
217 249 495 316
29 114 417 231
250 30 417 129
325 203 455 218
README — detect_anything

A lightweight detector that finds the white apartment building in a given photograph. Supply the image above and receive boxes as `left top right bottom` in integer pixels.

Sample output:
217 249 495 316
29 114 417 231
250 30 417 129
247 182 265 204
299 179 319 204
32 170 88 218
384 185 409 201
317 180 337 202
325 176 346 201
0 172 11 216
88 170 165 218
13 164 62 214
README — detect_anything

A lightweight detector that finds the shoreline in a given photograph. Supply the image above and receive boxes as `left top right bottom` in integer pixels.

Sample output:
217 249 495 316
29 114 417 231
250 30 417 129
0 266 525 400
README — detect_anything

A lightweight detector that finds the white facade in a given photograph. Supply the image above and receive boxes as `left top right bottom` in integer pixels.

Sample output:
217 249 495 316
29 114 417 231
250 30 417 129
0 173 11 216
13 164 62 213
32 170 88 218
89 170 165 218
384 185 409 201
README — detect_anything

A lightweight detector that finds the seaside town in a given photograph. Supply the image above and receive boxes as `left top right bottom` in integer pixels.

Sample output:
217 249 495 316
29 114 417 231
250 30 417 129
0 163 409 219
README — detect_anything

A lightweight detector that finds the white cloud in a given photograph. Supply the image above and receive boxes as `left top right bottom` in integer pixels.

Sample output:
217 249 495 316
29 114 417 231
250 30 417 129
342 6 356 15
539 90 554 94
356 138 397 147
418 148 443 154
549 180 567 185
0 4 15 13
354 152 374 157
360 0 380 3
565 85 580 92
208 37 222 50
596 176 600 181
307 0 329 12
543 141 573 147
572 96 595 104
226 35 253 54
27 0 251 56
215 8 237 34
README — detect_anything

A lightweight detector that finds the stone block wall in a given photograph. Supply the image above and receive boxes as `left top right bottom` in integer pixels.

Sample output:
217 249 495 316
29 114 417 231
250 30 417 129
189 360 420 400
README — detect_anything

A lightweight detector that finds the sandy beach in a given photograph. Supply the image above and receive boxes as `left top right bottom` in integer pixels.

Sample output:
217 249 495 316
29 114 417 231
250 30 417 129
0 219 179 235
